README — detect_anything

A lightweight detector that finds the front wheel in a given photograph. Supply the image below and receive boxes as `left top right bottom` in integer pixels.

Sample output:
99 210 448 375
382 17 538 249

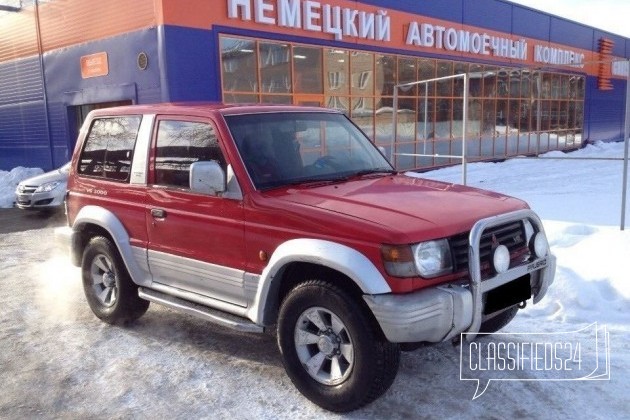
81 236 149 324
277 280 400 412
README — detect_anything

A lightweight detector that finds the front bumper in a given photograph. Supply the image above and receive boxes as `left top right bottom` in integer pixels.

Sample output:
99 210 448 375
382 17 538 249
364 210 556 344
15 191 65 209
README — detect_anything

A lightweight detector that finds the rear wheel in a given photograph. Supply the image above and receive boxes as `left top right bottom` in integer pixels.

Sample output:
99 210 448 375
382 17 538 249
81 236 149 324
277 280 400 412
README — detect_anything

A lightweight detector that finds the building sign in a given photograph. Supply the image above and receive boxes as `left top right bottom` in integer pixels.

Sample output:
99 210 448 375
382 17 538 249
80 52 109 79
224 0 625 75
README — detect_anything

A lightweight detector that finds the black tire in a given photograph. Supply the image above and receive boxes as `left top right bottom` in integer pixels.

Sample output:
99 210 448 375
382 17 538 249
81 236 149 325
479 306 519 334
277 280 400 412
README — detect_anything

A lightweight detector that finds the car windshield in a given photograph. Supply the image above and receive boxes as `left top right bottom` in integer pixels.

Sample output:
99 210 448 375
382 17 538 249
224 112 394 190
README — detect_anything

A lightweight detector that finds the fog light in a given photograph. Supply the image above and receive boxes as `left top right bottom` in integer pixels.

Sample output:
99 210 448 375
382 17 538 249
493 245 510 273
530 232 549 258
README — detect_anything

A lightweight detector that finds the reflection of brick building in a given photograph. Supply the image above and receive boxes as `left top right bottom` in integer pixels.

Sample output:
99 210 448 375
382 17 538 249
1 0 628 171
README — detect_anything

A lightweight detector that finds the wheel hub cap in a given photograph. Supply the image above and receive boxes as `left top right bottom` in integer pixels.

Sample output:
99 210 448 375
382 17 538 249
294 307 354 386
103 272 116 288
317 334 338 356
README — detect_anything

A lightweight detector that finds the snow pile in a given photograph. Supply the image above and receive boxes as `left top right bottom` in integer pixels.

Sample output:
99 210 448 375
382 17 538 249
525 221 630 326
0 167 43 208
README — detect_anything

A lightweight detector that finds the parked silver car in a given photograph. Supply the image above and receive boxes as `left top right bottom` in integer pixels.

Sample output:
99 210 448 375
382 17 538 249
15 162 70 210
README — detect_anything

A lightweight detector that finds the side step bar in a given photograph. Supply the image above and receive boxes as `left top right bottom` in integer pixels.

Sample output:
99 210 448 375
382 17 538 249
138 288 264 333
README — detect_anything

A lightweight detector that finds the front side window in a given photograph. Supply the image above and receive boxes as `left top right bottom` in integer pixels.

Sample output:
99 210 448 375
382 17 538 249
225 112 393 190
78 116 141 181
154 120 225 189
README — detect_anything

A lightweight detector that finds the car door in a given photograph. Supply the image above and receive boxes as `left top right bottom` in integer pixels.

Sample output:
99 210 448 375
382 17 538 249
145 116 247 307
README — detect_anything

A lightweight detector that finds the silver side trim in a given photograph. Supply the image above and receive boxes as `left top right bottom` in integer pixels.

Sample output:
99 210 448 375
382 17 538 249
130 114 155 185
243 272 260 303
148 282 250 319
148 249 247 307
131 245 150 274
139 288 263 333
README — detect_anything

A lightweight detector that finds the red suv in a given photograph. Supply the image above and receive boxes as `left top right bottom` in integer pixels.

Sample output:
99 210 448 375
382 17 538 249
57 103 555 412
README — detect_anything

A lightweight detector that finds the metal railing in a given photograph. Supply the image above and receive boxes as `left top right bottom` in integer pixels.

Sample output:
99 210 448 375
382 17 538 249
392 74 469 185
392 61 630 230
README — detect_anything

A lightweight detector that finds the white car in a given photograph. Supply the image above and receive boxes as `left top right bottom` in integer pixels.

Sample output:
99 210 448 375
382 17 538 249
15 162 70 211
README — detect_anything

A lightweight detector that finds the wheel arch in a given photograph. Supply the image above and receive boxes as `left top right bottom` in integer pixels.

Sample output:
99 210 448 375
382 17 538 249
247 238 391 327
72 205 152 287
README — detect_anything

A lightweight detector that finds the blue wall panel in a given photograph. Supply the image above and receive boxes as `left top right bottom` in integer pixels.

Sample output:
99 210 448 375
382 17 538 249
160 25 219 102
0 58 43 106
585 77 626 142
0 100 50 170
359 0 463 23
0 56 51 170
511 6 550 40
463 0 512 34
549 17 593 51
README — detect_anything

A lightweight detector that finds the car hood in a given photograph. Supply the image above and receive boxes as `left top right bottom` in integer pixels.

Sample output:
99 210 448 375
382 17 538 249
18 167 68 186
269 174 529 242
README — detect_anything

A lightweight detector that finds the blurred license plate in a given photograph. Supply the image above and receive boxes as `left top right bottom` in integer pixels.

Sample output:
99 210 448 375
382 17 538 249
484 275 531 315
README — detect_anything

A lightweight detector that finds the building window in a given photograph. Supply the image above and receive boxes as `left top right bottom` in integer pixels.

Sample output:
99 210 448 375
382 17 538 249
219 35 585 171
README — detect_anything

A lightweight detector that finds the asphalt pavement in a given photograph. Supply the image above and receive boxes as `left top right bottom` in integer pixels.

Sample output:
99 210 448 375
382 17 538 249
0 207 66 234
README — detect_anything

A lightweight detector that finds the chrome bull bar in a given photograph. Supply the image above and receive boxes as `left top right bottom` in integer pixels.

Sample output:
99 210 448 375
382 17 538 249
465 209 555 341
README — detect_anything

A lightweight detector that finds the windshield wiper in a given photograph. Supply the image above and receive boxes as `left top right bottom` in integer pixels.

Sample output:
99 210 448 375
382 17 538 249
290 175 353 186
351 168 397 178
262 170 396 190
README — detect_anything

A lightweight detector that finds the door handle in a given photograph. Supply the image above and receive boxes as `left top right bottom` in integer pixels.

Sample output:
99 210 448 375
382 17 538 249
151 208 167 218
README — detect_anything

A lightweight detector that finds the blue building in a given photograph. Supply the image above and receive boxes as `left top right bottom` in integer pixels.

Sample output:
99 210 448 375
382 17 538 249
1 0 628 171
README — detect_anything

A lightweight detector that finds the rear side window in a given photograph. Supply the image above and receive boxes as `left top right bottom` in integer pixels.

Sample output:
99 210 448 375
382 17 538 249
154 120 226 188
78 116 142 181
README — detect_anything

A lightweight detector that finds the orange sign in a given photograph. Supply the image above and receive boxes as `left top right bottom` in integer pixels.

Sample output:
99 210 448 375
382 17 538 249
80 52 109 79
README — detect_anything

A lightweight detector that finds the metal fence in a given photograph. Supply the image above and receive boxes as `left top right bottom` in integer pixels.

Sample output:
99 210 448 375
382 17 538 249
392 60 630 230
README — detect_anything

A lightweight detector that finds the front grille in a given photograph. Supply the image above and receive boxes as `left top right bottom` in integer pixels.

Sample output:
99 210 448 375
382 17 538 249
34 198 54 206
18 186 37 194
450 220 528 276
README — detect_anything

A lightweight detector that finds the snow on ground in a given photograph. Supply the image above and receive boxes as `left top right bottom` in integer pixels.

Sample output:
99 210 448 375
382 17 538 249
0 142 629 418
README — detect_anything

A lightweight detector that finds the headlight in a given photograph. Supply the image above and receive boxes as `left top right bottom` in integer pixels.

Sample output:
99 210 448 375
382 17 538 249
34 181 61 193
412 239 453 278
381 239 453 279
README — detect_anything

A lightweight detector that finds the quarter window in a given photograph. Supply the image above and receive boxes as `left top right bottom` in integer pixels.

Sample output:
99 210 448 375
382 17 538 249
154 120 226 188
78 116 141 181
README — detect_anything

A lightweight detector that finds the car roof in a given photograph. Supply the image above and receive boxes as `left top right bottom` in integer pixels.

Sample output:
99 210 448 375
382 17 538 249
87 102 341 118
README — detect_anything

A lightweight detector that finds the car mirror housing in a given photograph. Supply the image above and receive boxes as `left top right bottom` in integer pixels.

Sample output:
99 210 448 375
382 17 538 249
190 161 226 195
